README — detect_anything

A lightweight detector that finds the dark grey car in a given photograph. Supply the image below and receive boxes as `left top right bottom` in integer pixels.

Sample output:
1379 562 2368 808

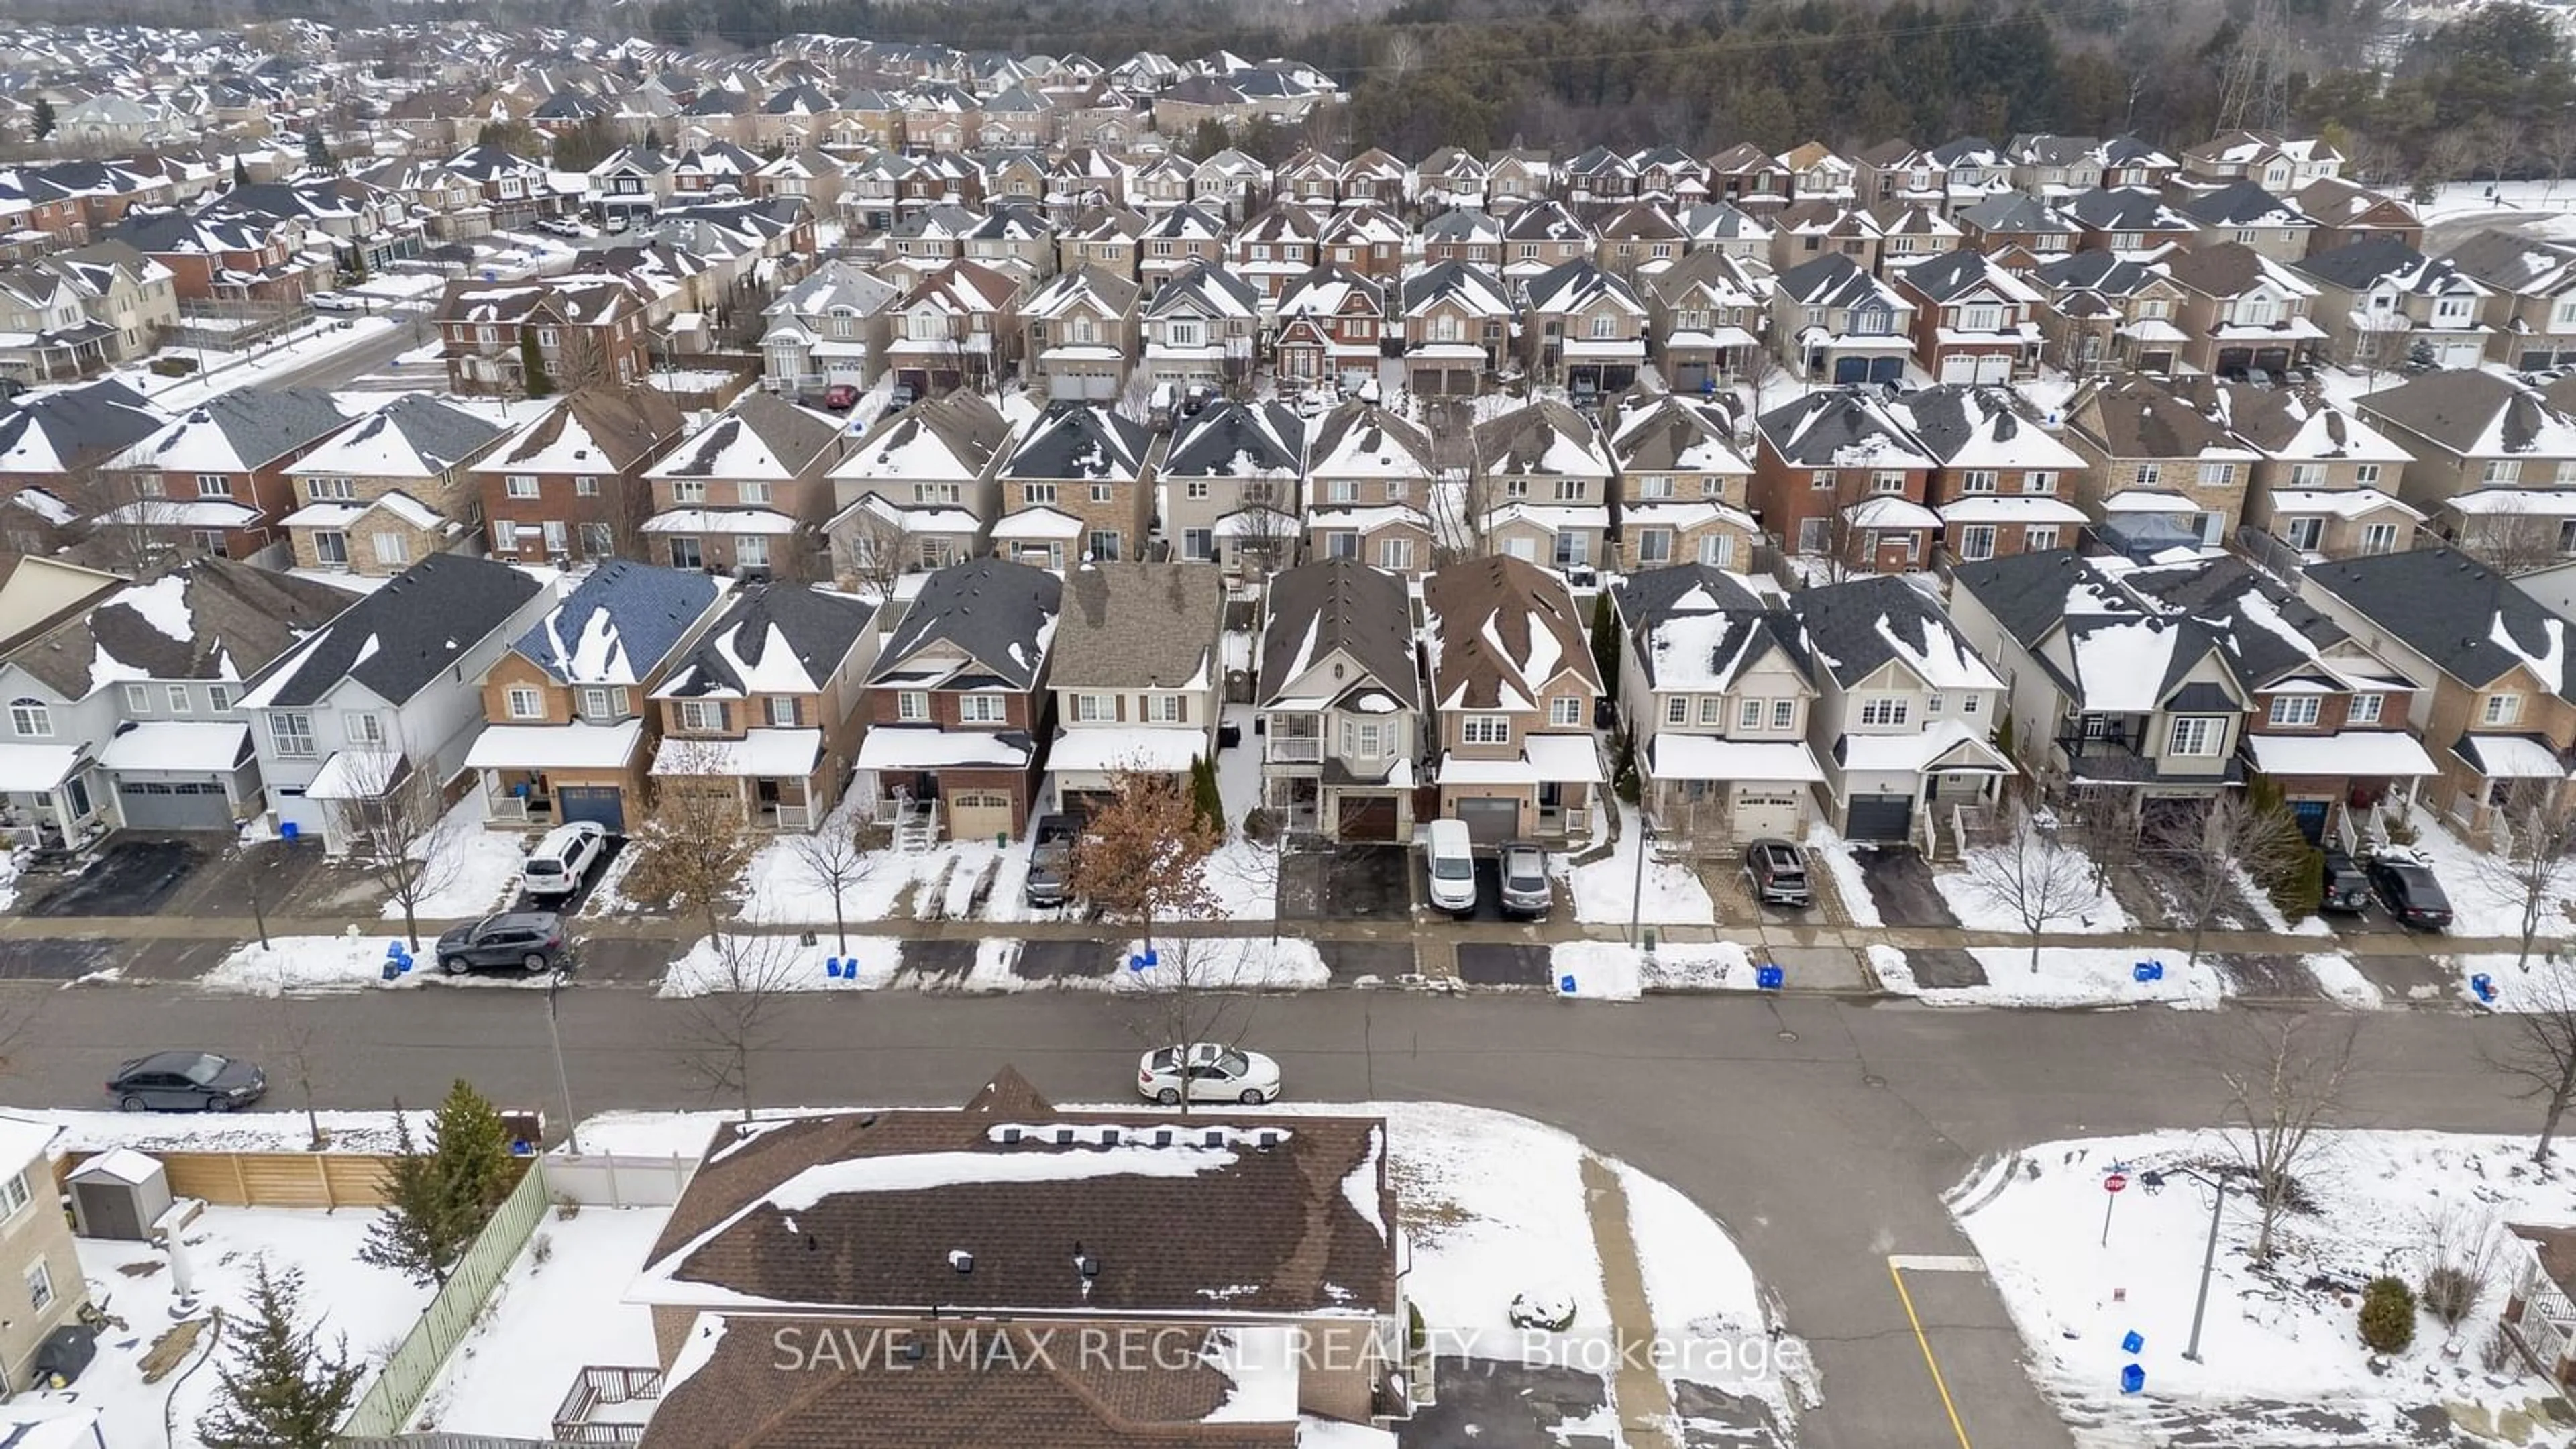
108 1051 266 1112
1745 838 1813 908
1499 839 1552 918
1024 813 1081 909
434 912 568 975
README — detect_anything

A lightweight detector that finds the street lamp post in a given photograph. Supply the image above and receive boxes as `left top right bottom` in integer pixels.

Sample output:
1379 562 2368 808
544 967 582 1156
1627 805 1652 949
2143 1166 2231 1362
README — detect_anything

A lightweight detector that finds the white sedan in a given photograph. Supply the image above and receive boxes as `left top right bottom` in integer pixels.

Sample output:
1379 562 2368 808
1136 1043 1282 1106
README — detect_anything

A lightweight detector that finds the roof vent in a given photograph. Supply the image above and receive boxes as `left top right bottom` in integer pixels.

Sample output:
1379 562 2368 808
999 1126 1021 1144
949 1249 973 1274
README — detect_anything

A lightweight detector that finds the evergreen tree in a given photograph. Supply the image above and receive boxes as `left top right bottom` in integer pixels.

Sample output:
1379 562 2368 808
357 1081 515 1289
30 98 54 140
230 155 252 188
195 1259 361 1449
1189 755 1224 833
303 129 332 174
1589 591 1621 696
643 124 663 150
519 328 555 398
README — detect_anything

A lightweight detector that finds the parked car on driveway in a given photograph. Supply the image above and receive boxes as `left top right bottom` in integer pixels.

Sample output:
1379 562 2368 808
822 384 859 411
1024 812 1081 909
2366 849 2453 929
1499 839 1551 918
108 1051 265 1112
435 911 569 974
1424 818 1479 915
2320 847 2371 914
1137 1043 1281 1105
521 822 606 900
307 291 363 313
1744 838 1812 908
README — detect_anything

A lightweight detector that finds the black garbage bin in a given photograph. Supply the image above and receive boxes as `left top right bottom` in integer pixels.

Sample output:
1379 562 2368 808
31 1322 97 1387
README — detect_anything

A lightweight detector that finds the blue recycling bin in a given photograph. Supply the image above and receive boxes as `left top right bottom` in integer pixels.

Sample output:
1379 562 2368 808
824 958 843 979
2473 973 2497 1002
2121 1330 2144 1354
2120 1363 2145 1395
380 961 400 982
280 821 299 841
1755 964 1784 990
1558 973 1578 995
386 941 405 959
2133 961 2165 983
395 954 413 973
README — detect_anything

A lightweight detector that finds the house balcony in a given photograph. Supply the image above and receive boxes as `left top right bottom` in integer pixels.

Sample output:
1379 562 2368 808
553 1365 661 1444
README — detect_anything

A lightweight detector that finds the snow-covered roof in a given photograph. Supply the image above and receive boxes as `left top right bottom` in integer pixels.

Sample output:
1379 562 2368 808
464 720 646 771
98 720 248 774
1648 735 1824 783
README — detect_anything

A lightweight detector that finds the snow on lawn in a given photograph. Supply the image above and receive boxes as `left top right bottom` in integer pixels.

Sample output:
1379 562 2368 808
1805 824 1882 928
2408 178 2576 221
2447 950 2576 1012
1611 1159 1815 1423
2396 806 2576 941
1872 945 2227 1008
1934 839 2130 934
117 316 402 412
1113 936 1326 990
656 935 902 998
27 1207 434 1449
1554 939 1756 998
1957 1129 2576 1444
387 793 528 921
32 1108 410 1155
1562 801 1716 926
735 826 1014 926
200 933 557 993
405 1205 671 1437
2304 953 2385 1009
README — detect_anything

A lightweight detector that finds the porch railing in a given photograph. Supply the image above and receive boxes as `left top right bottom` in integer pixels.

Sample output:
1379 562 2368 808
1267 737 1323 763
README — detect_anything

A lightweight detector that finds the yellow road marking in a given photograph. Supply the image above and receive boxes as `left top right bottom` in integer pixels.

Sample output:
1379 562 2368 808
1888 1258 1974 1449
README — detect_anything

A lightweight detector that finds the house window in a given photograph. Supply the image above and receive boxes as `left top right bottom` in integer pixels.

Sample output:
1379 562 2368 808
1668 696 1690 726
914 483 961 505
346 712 385 745
1075 694 1112 723
768 696 799 727
1024 483 1057 505
506 686 543 720
2167 716 2223 756
123 683 150 713
1771 700 1795 729
2354 464 2381 487
1872 472 1906 495
1960 470 1998 495
1635 529 1672 564
24 1259 50 1313
1699 534 1735 567
2023 471 2057 495
1327 532 1358 559
374 533 409 566
1184 480 1210 500
2288 464 2326 488
897 691 928 722
1330 480 1358 504
1378 537 1413 570
2268 695 2321 727
575 475 600 496
2284 517 2324 551
1087 483 1116 506
673 480 709 503
270 712 314 757
2361 523 2398 555
308 477 354 500
1554 479 1586 503
1811 470 1836 491
506 474 539 499
2135 464 2161 488
678 700 727 733
1461 714 1511 745
1737 698 1761 729
196 473 233 498
209 686 233 712
2197 462 2233 487
740 482 771 506
1148 694 1183 723
7 700 48 738
960 694 1005 723
2485 460 2521 486
2485 693 2523 725
167 685 191 714
1635 475 1673 500
1957 525 1997 561
1088 529 1122 561
491 521 519 552
0 1172 25 1218
2350 693 2384 724
1183 528 1214 561
1858 696 1909 727
2025 526 2061 551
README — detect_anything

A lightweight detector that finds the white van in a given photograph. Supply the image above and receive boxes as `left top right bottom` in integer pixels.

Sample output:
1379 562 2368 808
1424 818 1479 915
522 821 607 900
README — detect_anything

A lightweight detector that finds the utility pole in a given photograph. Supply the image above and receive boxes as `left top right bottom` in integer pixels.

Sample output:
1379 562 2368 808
544 967 582 1155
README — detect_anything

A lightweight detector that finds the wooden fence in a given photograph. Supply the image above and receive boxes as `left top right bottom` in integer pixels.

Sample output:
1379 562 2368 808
337 1157 555 1438
56 1149 399 1208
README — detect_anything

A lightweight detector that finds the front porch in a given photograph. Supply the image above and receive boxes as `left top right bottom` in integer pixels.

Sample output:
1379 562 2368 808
1644 734 1827 850
2442 732 2570 843
465 721 647 830
0 744 109 852
649 729 829 831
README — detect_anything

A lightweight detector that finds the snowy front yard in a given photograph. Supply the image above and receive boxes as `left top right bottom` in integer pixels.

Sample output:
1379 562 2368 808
1957 1130 2576 1447
1560 800 1717 926
1869 945 2383 1010
651 933 1327 997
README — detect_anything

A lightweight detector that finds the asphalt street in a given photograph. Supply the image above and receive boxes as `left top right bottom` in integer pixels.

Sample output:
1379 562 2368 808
4 980 2531 1449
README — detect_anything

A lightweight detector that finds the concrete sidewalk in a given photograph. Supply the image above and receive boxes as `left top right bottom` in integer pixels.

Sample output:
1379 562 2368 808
1581 1152 1678 1449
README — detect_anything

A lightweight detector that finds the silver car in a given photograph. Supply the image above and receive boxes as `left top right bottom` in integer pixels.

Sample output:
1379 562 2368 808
1499 839 1552 918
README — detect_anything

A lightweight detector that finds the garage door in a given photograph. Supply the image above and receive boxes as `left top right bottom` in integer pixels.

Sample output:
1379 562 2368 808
1454 797 1521 845
2440 342 2483 370
1975 353 2013 383
1731 788 1804 843
1338 795 1398 842
1868 356 1906 383
947 790 1016 843
117 780 232 830
1846 794 1915 843
1670 362 1710 393
557 785 625 833
1051 371 1119 401
1938 354 1977 384
1832 356 1868 384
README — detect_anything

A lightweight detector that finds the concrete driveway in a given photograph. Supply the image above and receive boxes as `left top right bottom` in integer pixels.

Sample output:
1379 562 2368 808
1853 847 1959 928
1282 841 1415 921
23 837 210 918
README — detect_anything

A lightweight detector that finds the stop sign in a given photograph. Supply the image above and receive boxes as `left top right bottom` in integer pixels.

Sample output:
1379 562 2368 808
2104 1172 2128 1193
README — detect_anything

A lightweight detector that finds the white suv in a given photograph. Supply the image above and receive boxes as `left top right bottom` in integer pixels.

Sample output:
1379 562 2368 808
522 822 608 900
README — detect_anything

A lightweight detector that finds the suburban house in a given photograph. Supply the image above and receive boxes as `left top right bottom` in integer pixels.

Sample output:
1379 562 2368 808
993 401 1156 569
1788 574 2015 845
474 386 689 568
0 557 352 836
824 390 1016 581
1044 561 1224 812
1750 388 1941 572
1771 252 1915 384
2027 250 2190 375
619 1072 1409 1446
2353 370 2576 555
281 392 512 577
757 261 900 396
2120 555 2435 846
0 380 168 531
97 387 356 564
1892 247 2044 383
852 557 1063 841
2445 230 2576 372
2176 180 2314 262
2164 378 2419 561
1947 549 2253 827
1254 557 1423 841
2290 176 2423 253
465 561 734 835
1896 384 2090 564
1161 400 1305 576
235 553 553 852
2157 241 2326 378
1607 563 1822 847
2302 547 2576 835
435 274 652 396
1273 264 1389 392
0 1116 86 1399
646 582 883 833
1605 394 1757 572
2060 374 2259 547
1642 247 1766 390
1422 554 1604 845
881 259 1023 397
1304 401 1438 578
643 393 847 580
1519 258 1646 395
2293 237 2492 372
1016 264 1140 401
1473 397 1613 575
1138 259 1261 390
1398 260 1517 396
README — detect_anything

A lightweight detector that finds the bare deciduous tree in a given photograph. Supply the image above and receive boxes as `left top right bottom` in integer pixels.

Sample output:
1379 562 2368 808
324 745 459 954
2063 786 2143 896
2417 1201 2502 1332
1116 934 1263 1117
672 928 798 1122
2474 780 2576 975
786 815 876 955
835 503 909 599
2458 502 2570 578
2147 792 2310 974
1960 800 2099 974
2216 1012 2358 1263
2543 118 2576 202
1067 767 1220 956
1735 343 1781 427
2489 967 2576 1164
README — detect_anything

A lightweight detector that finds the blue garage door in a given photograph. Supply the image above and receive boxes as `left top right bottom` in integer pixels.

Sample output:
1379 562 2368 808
556 786 626 833
1868 356 1906 383
1832 356 1868 384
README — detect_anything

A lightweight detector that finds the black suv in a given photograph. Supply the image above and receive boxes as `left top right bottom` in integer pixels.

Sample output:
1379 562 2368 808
1744 838 1813 908
434 912 569 975
2366 853 2453 930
